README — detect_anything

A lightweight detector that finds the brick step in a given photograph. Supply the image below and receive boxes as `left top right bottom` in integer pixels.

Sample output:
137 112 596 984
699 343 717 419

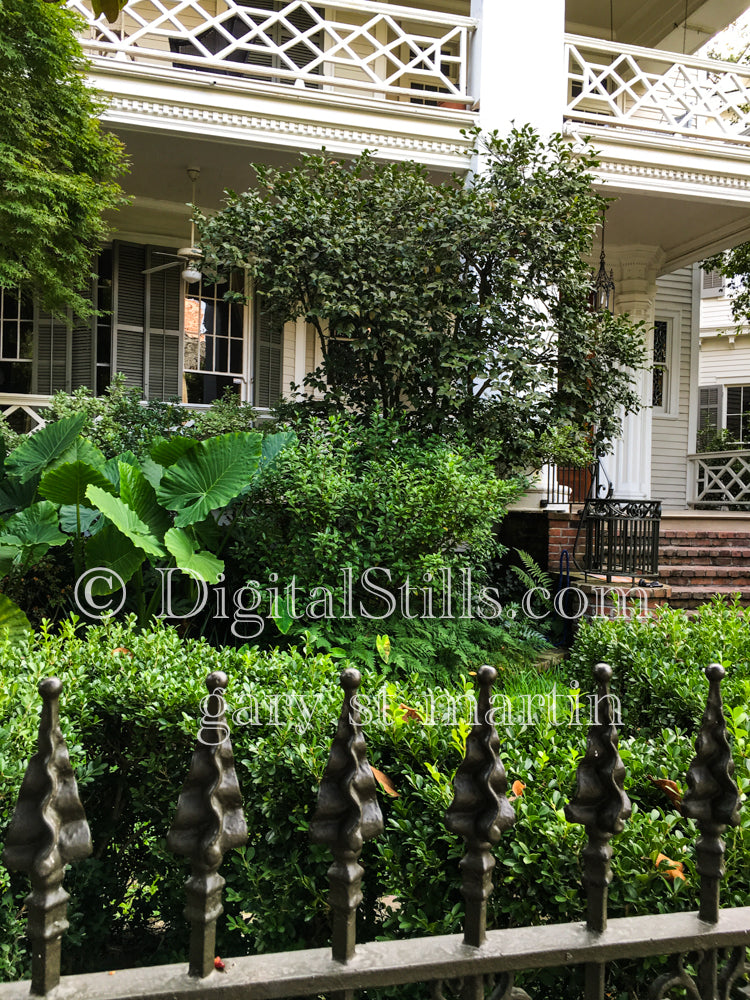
657 565 750 586
659 530 750 546
663 586 750 609
659 545 750 565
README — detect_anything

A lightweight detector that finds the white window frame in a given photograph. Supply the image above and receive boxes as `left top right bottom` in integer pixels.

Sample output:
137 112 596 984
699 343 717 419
651 309 681 418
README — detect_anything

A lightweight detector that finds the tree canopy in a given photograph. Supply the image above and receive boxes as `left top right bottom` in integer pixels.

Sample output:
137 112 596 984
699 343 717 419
197 127 646 470
0 0 127 317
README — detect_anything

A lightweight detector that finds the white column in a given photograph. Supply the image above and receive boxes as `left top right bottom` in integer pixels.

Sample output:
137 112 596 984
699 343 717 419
294 317 307 396
608 246 664 500
469 0 565 137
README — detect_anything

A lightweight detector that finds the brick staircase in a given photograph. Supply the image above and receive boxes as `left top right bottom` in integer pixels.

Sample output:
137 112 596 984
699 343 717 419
658 521 750 609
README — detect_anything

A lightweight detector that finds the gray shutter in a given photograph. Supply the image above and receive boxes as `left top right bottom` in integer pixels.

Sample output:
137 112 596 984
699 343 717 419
33 308 68 394
113 241 147 391
254 304 283 407
701 269 724 298
147 251 182 400
71 279 96 391
281 3 323 78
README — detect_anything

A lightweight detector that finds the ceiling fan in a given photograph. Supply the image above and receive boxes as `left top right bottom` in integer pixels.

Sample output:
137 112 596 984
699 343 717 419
142 167 203 282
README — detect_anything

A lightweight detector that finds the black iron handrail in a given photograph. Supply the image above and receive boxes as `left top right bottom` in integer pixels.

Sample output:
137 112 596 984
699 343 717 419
574 498 662 583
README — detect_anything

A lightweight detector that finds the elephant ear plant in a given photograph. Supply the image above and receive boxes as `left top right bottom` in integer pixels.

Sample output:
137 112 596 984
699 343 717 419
0 415 295 631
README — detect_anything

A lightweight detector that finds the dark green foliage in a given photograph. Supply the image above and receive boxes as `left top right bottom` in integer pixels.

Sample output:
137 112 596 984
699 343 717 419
43 376 259 460
229 412 523 615
0 613 747 999
0 0 126 317
198 128 646 471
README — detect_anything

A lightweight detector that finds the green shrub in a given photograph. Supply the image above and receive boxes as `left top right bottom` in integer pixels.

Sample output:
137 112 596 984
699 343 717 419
42 377 259 460
0 617 747 1000
229 413 523 618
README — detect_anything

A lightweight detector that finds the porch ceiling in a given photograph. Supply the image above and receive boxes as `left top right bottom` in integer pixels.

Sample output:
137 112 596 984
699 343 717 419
565 0 749 51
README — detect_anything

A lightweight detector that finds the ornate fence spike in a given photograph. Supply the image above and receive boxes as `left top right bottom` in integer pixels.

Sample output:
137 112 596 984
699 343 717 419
167 670 248 978
565 663 630 1000
2 677 92 996
446 665 515 951
682 663 741 928
310 668 384 964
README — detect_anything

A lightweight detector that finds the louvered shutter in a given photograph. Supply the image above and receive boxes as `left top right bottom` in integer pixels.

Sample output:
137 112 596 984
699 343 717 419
147 249 182 399
701 269 724 298
254 304 282 407
113 242 147 391
280 3 323 79
71 281 96 390
33 307 68 394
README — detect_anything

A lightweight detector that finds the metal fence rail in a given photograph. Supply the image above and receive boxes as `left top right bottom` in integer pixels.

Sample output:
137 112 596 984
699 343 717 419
576 498 661 582
0 661 746 1000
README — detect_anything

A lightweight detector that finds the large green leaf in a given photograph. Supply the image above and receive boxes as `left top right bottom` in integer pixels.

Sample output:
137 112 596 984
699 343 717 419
0 474 39 515
0 501 68 567
59 505 102 535
157 432 262 527
52 437 107 472
239 430 296 494
0 594 31 643
140 457 165 490
150 437 198 467
119 463 170 541
5 415 86 482
164 527 223 584
85 523 143 595
103 451 140 491
39 461 114 507
86 486 165 559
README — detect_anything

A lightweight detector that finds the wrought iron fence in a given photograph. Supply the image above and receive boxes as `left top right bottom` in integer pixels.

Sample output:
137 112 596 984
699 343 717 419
541 461 605 507
575 498 662 583
0 658 748 1000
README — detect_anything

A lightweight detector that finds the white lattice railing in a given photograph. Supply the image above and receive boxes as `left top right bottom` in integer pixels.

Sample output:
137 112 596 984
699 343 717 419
688 450 750 507
565 34 750 143
0 394 51 434
67 0 475 105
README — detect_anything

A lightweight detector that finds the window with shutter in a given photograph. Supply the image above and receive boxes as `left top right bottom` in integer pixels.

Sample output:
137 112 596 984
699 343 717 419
183 274 244 403
701 269 725 298
697 385 721 451
147 249 182 400
33 305 67 395
254 301 283 408
113 241 147 392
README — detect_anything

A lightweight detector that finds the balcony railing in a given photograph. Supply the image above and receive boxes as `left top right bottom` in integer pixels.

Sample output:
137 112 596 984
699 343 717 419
565 34 750 144
67 0 476 106
688 449 750 507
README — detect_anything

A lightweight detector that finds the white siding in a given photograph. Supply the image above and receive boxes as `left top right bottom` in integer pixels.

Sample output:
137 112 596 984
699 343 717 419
650 267 696 509
700 336 750 386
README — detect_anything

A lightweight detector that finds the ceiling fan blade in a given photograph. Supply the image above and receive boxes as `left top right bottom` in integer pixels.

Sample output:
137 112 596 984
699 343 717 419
141 260 185 275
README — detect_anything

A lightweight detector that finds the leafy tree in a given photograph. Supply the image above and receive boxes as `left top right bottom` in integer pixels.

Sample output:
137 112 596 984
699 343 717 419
0 0 127 316
703 245 750 329
197 127 646 471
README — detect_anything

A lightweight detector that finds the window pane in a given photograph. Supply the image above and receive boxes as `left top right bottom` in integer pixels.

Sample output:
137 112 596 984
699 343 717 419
0 361 31 394
652 367 664 408
653 321 667 364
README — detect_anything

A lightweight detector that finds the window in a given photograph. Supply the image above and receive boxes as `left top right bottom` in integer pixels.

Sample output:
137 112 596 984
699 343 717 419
725 385 750 443
651 320 668 408
701 269 724 298
0 287 33 395
183 276 245 404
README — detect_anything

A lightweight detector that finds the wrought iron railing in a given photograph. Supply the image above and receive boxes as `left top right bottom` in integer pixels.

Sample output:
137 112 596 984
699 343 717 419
66 0 476 106
0 660 747 1000
576 498 662 582
541 460 607 507
688 449 750 508
565 34 750 144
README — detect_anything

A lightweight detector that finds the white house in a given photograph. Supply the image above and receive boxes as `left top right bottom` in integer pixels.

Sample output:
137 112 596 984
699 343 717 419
5 0 750 516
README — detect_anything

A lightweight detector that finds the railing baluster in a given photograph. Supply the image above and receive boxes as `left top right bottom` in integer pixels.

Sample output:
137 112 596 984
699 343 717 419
167 670 248 978
445 665 517 1000
681 663 742 1000
565 663 631 1000
2 678 92 997
310 667 383 971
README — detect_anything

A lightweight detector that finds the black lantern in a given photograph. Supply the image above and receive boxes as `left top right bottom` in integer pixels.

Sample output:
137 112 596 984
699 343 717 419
590 217 615 313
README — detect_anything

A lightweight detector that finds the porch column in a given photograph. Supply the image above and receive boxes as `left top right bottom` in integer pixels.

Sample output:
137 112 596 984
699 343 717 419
469 0 565 137
607 246 664 500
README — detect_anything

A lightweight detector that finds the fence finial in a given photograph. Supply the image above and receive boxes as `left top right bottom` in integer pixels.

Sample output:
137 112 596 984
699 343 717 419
565 663 631 930
446 665 515 950
682 663 741 924
310 668 383 963
3 677 92 996
167 670 248 978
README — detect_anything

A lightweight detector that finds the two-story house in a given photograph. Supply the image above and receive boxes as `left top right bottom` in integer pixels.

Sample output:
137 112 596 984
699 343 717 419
5 0 750 520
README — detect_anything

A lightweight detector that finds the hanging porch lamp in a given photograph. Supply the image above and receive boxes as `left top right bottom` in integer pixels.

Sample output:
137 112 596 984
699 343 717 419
590 214 615 313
